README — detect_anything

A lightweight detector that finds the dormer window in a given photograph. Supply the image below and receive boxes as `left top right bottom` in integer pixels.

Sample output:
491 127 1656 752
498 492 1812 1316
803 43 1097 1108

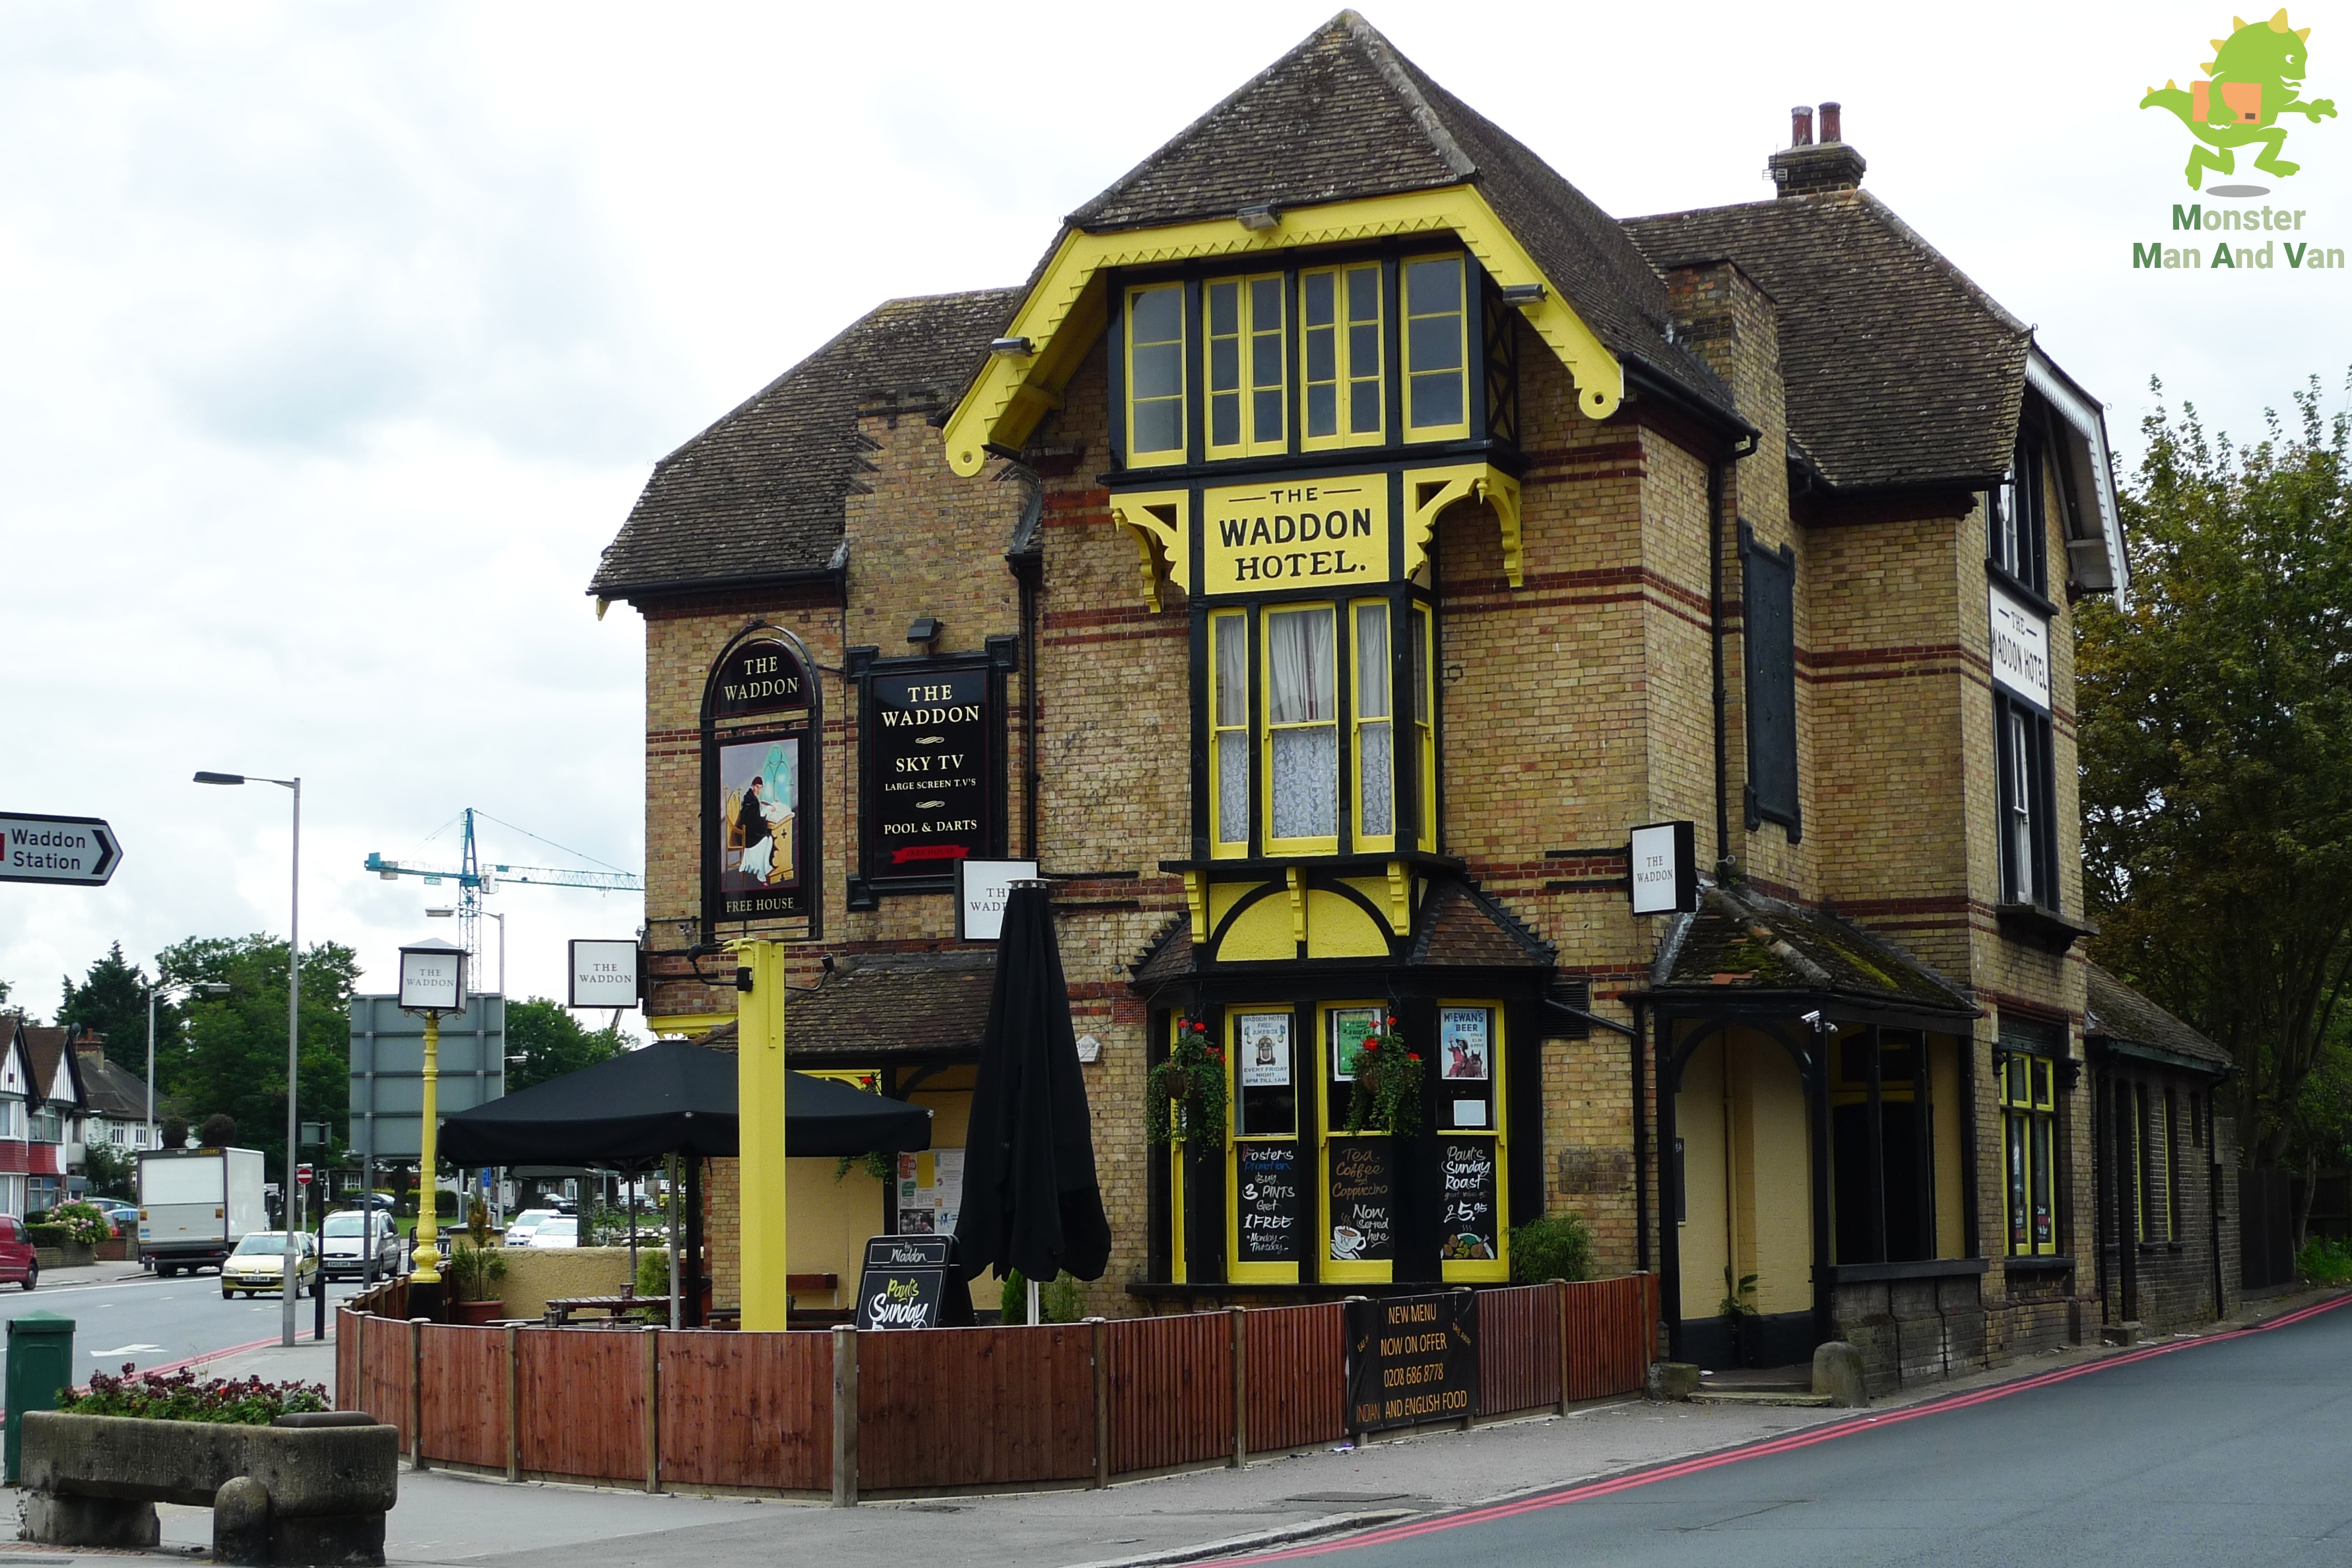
1301 263 1385 449
1402 255 1468 439
1125 282 1187 465
1204 275 1287 458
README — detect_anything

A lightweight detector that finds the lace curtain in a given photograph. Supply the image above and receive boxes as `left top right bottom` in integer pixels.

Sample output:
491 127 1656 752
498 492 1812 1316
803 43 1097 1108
1354 603 1392 837
1214 615 1250 844
1268 607 1336 840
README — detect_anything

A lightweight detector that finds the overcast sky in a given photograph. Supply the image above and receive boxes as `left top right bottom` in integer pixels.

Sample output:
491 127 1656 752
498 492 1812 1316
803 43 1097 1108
3 1 2345 1029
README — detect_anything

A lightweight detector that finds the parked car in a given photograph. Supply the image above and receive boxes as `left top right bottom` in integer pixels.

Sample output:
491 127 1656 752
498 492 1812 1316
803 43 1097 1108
527 1216 579 1249
319 1209 406 1280
504 1208 558 1246
220 1231 322 1299
0 1216 39 1290
96 1201 140 1233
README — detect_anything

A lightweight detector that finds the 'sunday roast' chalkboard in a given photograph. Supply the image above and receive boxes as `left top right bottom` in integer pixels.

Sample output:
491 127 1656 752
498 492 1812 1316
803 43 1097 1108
1437 1138 1500 1263
855 1234 952 1330
1326 1138 1396 1263
1346 1290 1480 1433
1236 1144 1306 1262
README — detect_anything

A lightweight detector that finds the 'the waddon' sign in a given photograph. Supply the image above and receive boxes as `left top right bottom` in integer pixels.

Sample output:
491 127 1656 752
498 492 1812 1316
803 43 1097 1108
1201 474 1393 595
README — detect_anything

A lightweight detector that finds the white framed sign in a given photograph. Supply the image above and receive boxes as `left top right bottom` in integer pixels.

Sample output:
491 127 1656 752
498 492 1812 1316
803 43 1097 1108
955 859 1038 940
1629 820 1697 915
1439 1008 1491 1082
568 939 639 1010
1988 582 2052 709
396 940 467 1014
1237 1013 1291 1088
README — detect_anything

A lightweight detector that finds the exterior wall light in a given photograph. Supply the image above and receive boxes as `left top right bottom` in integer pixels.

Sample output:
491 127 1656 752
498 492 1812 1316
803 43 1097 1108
1237 204 1280 231
1501 282 1546 307
989 337 1033 356
907 616 943 645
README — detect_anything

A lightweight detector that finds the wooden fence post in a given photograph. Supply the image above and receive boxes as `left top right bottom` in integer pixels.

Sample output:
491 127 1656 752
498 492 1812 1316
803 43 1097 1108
1342 1296 1367 1449
1090 1317 1109 1489
408 1318 428 1472
504 1324 521 1482
1552 1279 1571 1415
830 1324 858 1508
1228 1306 1247 1468
642 1327 661 1493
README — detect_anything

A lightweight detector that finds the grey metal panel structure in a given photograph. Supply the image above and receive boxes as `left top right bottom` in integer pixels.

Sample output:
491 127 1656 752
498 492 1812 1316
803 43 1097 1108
346 994 506 1160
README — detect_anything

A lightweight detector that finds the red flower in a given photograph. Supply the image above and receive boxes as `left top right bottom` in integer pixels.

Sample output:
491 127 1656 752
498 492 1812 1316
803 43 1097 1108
1385 1014 1398 1026
1361 1039 1378 1053
1409 1053 1421 1062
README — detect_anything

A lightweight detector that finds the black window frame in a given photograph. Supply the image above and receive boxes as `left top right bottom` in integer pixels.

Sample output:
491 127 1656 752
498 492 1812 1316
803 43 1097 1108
1739 521 1800 840
1993 689 2059 911
1990 418 2050 599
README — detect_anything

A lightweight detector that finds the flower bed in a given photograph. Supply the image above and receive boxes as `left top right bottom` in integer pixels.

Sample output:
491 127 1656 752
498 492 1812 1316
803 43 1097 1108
61 1365 330 1425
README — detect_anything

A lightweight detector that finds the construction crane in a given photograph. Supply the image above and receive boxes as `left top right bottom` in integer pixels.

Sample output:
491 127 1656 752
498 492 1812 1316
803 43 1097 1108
366 808 643 984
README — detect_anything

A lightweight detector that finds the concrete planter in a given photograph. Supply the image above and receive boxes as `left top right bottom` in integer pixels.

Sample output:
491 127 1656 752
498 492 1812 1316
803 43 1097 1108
19 1410 397 1565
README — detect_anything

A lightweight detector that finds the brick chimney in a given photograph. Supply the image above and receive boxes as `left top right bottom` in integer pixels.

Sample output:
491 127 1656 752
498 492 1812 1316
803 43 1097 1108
1769 100 1866 196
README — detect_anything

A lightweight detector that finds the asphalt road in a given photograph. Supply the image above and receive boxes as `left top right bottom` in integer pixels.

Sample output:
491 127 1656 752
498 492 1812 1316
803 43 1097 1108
0 1265 374 1381
1255 1296 2352 1568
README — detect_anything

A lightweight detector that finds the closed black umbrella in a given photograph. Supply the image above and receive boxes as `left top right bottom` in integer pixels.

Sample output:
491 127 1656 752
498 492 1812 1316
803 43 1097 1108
954 882 1111 1284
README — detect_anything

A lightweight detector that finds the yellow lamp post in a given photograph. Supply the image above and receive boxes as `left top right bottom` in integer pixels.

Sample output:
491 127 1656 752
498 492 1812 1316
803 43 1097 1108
398 937 468 1307
734 939 790 1330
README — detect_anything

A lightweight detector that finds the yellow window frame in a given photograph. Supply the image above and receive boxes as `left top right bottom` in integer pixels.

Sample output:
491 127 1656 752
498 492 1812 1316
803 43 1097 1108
1319 1000 1392 1285
1124 281 1187 468
1436 998 1509 1284
1261 601 1340 857
1350 599 1396 855
1204 273 1288 460
1412 603 1436 849
1225 1004 1300 1285
1208 609 1251 859
1401 252 1471 441
1998 1054 2058 1257
1299 263 1385 451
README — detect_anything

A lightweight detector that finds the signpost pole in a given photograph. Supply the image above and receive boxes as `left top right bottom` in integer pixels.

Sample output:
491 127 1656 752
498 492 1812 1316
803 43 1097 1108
412 1010 443 1303
736 940 790 1331
282 777 302 1349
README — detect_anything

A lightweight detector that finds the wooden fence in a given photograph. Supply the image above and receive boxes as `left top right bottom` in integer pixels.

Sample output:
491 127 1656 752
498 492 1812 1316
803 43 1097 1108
337 1274 1658 1499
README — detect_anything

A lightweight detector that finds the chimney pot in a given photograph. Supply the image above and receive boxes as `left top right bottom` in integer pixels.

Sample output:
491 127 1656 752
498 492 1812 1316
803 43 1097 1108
1791 106 1813 147
1819 102 1843 143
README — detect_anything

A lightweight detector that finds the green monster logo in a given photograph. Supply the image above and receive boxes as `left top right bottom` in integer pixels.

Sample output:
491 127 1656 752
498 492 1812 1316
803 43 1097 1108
2141 9 2335 188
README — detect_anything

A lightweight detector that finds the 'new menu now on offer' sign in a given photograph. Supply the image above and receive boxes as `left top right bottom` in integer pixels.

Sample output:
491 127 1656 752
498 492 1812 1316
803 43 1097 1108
1345 1289 1480 1434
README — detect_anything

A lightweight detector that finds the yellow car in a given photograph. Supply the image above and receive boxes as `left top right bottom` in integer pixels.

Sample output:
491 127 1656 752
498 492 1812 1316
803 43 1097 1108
220 1231 323 1299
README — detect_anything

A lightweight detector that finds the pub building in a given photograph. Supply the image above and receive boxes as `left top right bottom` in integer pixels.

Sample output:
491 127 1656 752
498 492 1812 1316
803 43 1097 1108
590 13 2238 1385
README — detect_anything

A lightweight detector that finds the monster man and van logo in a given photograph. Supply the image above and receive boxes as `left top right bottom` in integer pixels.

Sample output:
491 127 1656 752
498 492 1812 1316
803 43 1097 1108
2133 11 2343 270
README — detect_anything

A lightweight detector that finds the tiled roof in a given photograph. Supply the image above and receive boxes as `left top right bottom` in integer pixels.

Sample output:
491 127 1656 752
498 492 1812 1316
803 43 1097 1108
1064 11 1734 420
20 1028 80 1110
74 1045 149 1120
590 288 1023 599
1130 916 1194 988
700 950 996 1063
1652 886 1975 1015
1407 881 1555 969
2084 963 2232 1072
1622 191 2031 492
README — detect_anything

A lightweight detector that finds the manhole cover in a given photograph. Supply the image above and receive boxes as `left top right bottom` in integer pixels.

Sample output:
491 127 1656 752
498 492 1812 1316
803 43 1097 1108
1282 1491 1415 1505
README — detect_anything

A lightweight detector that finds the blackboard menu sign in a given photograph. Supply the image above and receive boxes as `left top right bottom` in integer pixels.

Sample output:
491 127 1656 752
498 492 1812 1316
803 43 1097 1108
855 1234 952 1330
1327 1138 1396 1264
1237 1144 1307 1262
1437 1139 1499 1263
865 665 993 884
1346 1290 1480 1433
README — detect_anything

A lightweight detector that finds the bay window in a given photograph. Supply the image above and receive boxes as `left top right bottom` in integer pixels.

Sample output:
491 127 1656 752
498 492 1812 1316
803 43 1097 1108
1352 603 1393 846
1266 605 1339 851
1402 254 1468 439
1125 282 1187 465
1210 611 1251 853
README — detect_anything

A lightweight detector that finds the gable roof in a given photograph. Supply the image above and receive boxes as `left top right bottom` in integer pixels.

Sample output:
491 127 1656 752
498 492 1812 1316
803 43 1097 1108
73 1042 148 1121
2084 962 2232 1075
1406 881 1555 969
590 288 1023 600
1064 11 1733 422
1621 191 2031 492
21 1028 83 1111
1650 886 1976 1018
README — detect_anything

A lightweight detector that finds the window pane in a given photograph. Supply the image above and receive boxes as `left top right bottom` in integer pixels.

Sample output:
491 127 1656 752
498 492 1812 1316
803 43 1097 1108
2031 1115 2053 1249
1132 340 1182 400
1410 371 1464 430
1131 284 1182 344
1207 280 1238 337
1253 389 1283 441
1210 395 1240 449
1216 733 1248 845
1408 313 1462 372
1266 607 1334 725
1210 335 1240 393
1357 722 1392 838
1350 377 1381 434
1346 265 1379 322
1354 603 1391 719
1411 612 1429 723
1132 397 1181 455
1303 273 1335 327
1306 383 1336 438
1214 615 1248 726
2006 1113 2027 1252
1272 728 1338 839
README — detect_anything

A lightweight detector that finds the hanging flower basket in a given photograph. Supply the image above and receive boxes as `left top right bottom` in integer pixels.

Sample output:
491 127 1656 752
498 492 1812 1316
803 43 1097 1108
1344 1012 1423 1137
1146 1015 1229 1147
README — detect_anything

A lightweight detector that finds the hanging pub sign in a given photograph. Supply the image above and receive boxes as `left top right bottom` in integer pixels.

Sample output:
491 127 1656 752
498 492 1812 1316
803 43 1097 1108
1345 1290 1480 1434
1628 819 1697 915
702 633 817 930
848 639 1016 903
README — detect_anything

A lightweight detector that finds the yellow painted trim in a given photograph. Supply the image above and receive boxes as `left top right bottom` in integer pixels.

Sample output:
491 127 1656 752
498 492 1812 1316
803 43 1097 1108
1400 251 1472 443
649 1010 738 1038
1404 463 1524 588
1387 861 1410 934
1286 867 1307 946
1109 490 1190 610
1436 998 1510 1284
1298 261 1387 452
1225 1004 1301 1285
731 939 791 1331
1185 870 1209 938
1306 886 1386 959
940 187 1626 476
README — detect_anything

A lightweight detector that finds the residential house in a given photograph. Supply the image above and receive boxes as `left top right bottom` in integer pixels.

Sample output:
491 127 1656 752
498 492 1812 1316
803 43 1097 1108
19 1028 84 1212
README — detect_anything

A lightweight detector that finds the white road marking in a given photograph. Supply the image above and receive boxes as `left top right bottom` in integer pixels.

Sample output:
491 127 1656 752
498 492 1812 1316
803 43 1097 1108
90 1344 165 1356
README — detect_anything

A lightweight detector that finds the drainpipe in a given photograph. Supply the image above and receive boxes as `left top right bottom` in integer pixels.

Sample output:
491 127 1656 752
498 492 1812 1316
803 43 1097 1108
1709 459 1731 872
1633 1000 1650 1273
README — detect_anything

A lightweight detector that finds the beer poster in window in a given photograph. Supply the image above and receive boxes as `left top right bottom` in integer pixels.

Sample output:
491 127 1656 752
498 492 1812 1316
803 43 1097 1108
1439 1008 1490 1082
865 665 993 884
1437 1139 1499 1262
713 733 807 919
1237 1143 1306 1262
1327 1138 1396 1263
1239 1013 1291 1088
1331 1007 1379 1080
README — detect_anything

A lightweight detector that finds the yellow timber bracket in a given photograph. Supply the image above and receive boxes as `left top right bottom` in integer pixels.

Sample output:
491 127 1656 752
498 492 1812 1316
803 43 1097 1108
1109 491 1190 611
940 187 1625 477
730 938 791 1332
1404 463 1524 587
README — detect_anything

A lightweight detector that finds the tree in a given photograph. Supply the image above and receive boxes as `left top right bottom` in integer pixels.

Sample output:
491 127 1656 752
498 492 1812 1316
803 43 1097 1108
160 1113 189 1150
2079 377 2352 1167
82 1143 137 1201
505 999 623 1093
197 1112 237 1146
153 934 362 1189
57 943 169 1074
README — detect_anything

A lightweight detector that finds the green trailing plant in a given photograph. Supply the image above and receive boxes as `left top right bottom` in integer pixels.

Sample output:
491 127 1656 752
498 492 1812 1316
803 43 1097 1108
829 1076 899 1183
444 1239 508 1304
1000 1268 1085 1324
2299 1235 2352 1287
61 1366 327 1425
1508 1214 1595 1284
1344 1012 1423 1137
1146 1014 1229 1147
1718 1267 1759 1319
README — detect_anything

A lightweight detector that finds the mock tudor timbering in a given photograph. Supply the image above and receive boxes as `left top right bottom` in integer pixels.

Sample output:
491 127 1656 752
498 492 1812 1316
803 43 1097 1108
592 11 2226 1378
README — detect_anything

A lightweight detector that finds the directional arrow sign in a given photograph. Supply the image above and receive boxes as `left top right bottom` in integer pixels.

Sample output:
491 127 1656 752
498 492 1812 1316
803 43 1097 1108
0 812 123 886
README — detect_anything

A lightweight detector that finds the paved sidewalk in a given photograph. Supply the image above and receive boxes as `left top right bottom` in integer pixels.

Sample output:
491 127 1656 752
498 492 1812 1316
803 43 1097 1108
22 1286 2341 1568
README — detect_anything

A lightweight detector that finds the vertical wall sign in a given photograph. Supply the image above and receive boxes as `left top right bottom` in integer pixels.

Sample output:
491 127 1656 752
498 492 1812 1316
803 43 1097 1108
847 637 1017 904
702 632 818 932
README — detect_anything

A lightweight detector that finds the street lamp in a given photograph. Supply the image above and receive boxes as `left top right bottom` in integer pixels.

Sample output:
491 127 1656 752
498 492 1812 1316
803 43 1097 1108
194 769 302 1348
145 979 231 1148
397 936 467 1319
423 906 504 998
